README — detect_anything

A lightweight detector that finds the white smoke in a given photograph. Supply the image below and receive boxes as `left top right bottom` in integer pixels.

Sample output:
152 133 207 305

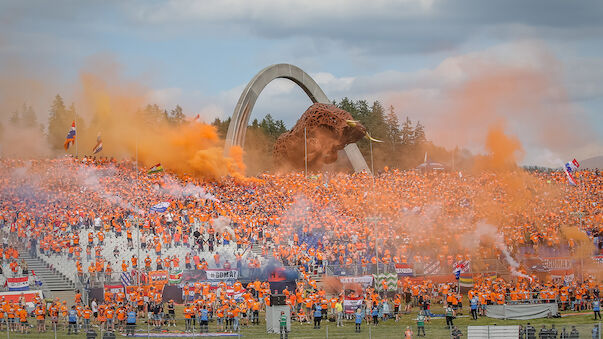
75 164 145 215
467 222 533 281
154 174 219 202
11 160 32 178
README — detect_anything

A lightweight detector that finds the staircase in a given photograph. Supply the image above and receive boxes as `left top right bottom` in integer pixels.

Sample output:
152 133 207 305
19 250 75 292
250 243 263 257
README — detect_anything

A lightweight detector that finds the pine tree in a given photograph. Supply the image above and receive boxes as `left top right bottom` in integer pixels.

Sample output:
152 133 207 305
21 104 38 128
413 121 426 145
355 100 371 125
274 119 287 136
9 109 20 126
211 117 231 139
169 105 186 125
385 105 401 149
47 94 69 150
336 97 358 119
250 118 260 129
401 117 413 145
142 104 166 126
368 101 387 139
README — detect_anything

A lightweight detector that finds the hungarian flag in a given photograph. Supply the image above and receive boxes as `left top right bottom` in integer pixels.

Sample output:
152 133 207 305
459 273 474 288
92 133 103 154
169 269 183 284
64 121 76 150
147 163 164 174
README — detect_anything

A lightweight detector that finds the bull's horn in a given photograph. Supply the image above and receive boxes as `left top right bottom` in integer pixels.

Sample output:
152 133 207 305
345 120 359 127
365 132 383 143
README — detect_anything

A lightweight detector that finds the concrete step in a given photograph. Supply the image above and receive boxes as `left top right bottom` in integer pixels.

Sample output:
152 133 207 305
17 247 75 292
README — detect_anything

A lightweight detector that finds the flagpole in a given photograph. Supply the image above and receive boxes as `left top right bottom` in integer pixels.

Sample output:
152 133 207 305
370 138 375 182
74 110 78 158
135 137 141 287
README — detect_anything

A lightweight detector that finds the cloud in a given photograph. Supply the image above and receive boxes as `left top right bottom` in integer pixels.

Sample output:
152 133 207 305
193 41 602 167
123 0 603 55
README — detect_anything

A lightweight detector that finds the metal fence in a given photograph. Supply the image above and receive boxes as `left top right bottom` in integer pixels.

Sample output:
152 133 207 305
0 316 598 339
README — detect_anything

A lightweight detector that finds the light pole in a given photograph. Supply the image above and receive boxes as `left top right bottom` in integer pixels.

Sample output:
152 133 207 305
366 216 380 275
136 217 141 285
369 138 375 180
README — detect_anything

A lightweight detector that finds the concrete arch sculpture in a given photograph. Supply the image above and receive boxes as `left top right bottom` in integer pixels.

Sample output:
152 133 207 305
225 63 369 172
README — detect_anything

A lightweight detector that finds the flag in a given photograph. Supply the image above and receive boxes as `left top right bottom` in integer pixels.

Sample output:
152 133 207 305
32 270 43 287
7 276 29 291
169 269 183 284
150 202 170 213
423 261 441 275
92 133 103 154
563 166 577 186
120 272 132 287
564 158 580 173
459 273 474 288
453 260 470 273
64 121 76 150
372 273 397 291
147 163 164 174
484 273 497 281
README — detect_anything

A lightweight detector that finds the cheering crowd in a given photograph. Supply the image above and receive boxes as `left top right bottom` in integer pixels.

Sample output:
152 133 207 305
0 156 601 334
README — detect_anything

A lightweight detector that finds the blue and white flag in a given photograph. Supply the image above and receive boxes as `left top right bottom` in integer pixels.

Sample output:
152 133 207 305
150 202 170 213
120 271 132 287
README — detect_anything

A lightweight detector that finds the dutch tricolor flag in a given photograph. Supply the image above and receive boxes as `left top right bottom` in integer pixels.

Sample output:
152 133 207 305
64 121 76 150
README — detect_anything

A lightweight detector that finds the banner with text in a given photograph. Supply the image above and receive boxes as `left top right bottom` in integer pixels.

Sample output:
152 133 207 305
340 275 373 287
206 269 239 281
395 263 414 276
7 277 29 291
343 297 364 314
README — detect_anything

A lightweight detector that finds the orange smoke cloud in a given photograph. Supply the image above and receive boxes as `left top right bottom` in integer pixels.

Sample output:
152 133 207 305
387 43 594 162
473 123 525 171
77 67 244 179
485 124 523 166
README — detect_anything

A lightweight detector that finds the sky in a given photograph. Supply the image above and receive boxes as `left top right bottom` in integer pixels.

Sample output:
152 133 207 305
0 0 602 166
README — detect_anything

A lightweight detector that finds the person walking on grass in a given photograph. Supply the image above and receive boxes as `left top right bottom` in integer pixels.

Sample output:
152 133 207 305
279 311 288 339
470 295 479 320
355 307 363 333
67 305 78 335
445 305 455 329
593 298 601 320
126 307 137 337
335 300 343 327
416 311 426 337
371 303 379 326
313 304 322 329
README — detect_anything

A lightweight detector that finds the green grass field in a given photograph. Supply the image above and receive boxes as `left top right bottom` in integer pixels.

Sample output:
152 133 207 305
2 301 601 338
